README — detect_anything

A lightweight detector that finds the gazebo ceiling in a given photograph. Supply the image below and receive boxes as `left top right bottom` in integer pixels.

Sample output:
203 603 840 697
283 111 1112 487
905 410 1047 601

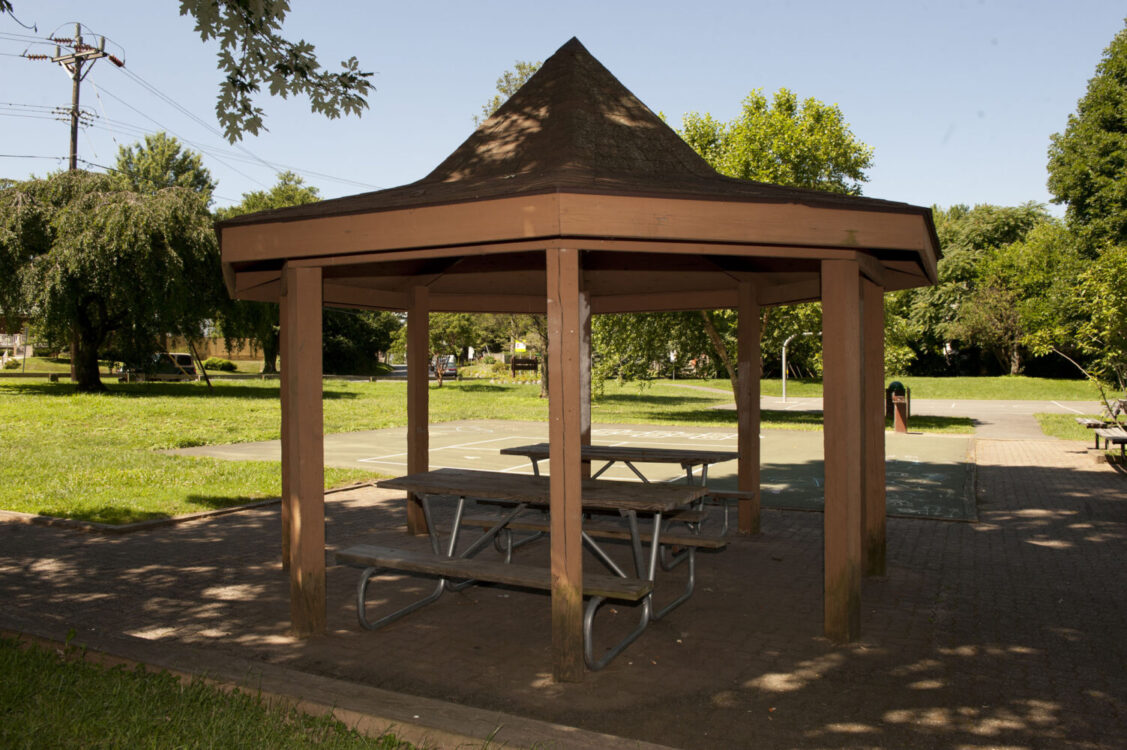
219 38 940 313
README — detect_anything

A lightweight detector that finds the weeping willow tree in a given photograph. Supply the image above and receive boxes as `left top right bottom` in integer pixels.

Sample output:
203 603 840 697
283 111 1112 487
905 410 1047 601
0 170 221 392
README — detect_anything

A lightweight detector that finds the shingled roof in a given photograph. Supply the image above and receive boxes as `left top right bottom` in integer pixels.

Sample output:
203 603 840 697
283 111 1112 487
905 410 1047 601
220 37 926 227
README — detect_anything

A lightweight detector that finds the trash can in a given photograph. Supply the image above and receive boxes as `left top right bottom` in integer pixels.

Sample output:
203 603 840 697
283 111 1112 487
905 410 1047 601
886 381 910 432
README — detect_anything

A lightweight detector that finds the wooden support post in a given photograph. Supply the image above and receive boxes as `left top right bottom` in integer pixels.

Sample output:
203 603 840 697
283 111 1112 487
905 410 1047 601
279 284 292 572
579 285 592 479
737 282 761 534
407 285 430 535
862 278 887 576
281 265 325 637
546 247 585 682
821 259 864 642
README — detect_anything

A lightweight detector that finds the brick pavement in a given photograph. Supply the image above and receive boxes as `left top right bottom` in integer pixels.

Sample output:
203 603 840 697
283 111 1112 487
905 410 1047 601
0 438 1124 748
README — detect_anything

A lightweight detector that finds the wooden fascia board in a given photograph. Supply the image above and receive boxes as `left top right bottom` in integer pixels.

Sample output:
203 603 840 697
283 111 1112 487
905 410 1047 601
557 193 930 254
221 193 563 264
221 189 936 269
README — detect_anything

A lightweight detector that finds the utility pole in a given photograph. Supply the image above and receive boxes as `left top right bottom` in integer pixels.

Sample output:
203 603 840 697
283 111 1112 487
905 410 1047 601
24 24 124 380
50 24 108 170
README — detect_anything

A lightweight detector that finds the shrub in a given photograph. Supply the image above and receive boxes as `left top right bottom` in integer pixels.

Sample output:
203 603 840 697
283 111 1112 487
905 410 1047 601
202 357 237 372
3 359 20 370
482 355 496 364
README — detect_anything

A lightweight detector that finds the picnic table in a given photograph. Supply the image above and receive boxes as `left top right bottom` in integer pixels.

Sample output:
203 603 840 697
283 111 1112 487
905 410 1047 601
1095 426 1127 457
500 442 750 533
337 467 708 670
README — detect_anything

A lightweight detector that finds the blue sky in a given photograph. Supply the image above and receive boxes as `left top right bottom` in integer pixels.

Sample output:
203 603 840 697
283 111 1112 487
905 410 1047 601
2 1 1123 213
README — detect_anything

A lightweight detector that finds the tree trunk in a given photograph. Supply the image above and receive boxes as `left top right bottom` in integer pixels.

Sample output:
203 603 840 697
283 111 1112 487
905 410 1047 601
699 310 737 397
1009 344 1022 376
261 330 279 374
72 331 105 393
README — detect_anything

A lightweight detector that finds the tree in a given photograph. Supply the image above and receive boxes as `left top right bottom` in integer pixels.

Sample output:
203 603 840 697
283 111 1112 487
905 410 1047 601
0 170 220 391
474 60 541 125
0 1 373 143
586 89 875 395
114 132 216 201
215 171 320 372
680 88 874 194
322 309 400 376
1047 20 1127 252
904 202 1050 374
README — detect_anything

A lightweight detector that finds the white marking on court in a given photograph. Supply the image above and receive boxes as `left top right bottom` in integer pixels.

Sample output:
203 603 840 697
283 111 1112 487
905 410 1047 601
1051 400 1085 414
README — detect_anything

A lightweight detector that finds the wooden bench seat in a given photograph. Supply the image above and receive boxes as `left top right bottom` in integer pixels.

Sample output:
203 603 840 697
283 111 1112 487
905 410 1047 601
337 543 652 600
1094 427 1127 457
337 542 656 672
1076 417 1112 429
456 514 727 550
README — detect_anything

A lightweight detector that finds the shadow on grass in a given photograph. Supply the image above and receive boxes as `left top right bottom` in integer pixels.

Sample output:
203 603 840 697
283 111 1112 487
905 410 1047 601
444 382 511 393
625 407 974 432
0 381 360 401
48 494 274 525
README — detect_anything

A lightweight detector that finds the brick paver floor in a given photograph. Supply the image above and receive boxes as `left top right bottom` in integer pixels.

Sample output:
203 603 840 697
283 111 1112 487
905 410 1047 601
1 438 1124 748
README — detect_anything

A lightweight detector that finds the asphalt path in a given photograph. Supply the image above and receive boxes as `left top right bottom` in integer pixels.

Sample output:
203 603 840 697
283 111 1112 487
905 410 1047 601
757 395 1104 440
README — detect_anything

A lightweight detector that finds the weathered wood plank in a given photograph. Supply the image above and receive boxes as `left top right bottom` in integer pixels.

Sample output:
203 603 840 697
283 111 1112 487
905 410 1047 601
282 264 326 637
376 468 704 513
406 285 429 535
821 259 864 643
862 277 887 577
335 544 652 601
737 281 762 534
547 246 585 683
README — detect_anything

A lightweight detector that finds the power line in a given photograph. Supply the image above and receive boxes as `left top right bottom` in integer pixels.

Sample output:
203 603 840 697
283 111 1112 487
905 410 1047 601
4 25 382 195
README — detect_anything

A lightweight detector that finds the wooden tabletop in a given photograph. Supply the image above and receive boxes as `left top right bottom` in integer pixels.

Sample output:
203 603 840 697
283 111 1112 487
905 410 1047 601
377 468 704 513
499 442 739 467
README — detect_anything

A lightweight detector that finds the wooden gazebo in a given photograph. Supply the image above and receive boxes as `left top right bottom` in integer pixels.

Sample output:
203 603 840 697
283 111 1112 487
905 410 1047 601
219 38 939 681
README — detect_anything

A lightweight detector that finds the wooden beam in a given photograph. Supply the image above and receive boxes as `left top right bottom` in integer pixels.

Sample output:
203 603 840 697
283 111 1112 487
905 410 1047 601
757 279 822 307
546 246 585 682
406 285 429 535
580 285 592 479
281 264 325 637
862 278 887 576
279 281 292 573
820 259 864 642
592 289 739 314
737 282 762 534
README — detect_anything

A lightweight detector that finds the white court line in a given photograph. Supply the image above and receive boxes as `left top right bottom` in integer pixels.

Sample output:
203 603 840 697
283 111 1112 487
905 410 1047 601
1051 400 1086 414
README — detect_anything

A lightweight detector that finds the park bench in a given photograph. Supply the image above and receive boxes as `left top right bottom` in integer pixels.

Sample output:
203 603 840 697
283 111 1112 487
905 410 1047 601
1094 426 1127 458
509 356 540 376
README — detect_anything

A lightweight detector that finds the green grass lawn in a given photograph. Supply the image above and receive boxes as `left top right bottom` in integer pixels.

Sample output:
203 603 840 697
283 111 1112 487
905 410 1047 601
0 636 413 749
1033 412 1124 444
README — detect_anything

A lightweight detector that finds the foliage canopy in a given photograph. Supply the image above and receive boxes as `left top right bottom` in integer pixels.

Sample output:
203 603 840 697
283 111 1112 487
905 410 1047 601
1047 19 1127 251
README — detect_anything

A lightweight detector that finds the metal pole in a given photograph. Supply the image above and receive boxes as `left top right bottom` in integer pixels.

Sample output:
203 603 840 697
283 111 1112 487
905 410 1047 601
782 333 797 402
781 331 817 403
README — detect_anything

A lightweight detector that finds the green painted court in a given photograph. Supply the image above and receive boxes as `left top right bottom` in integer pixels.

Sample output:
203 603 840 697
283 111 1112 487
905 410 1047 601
172 418 976 521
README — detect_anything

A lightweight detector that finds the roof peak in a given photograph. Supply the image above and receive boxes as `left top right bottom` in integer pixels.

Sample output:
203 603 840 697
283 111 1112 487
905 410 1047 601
419 36 718 187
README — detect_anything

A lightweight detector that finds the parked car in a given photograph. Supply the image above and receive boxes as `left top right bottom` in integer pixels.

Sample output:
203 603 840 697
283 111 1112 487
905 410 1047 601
428 354 457 378
119 353 198 382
